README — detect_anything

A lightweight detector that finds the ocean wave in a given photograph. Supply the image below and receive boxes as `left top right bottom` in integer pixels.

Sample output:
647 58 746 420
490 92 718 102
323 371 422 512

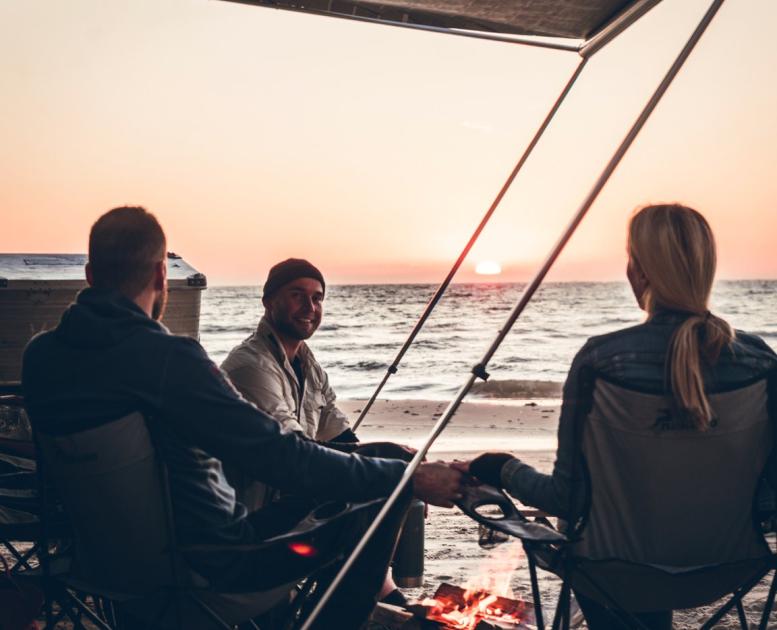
743 330 777 338
200 324 248 334
469 379 563 399
387 382 444 394
492 356 530 365
335 360 386 371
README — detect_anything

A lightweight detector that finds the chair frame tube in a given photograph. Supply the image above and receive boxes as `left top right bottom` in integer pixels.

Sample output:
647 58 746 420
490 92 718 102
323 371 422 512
759 571 777 630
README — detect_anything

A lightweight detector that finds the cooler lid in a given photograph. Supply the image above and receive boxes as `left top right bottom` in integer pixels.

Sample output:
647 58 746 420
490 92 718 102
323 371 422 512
0 253 207 288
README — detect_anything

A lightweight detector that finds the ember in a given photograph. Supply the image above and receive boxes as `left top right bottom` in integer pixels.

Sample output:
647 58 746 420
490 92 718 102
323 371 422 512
417 583 532 630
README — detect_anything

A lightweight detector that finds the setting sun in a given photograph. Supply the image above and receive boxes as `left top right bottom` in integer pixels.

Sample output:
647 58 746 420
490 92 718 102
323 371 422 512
475 260 502 275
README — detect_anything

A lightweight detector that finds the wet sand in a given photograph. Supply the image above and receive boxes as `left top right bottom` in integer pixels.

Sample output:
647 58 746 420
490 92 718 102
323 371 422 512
347 399 773 629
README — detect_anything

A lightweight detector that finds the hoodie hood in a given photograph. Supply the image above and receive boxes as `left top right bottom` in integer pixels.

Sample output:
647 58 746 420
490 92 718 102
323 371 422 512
55 287 165 349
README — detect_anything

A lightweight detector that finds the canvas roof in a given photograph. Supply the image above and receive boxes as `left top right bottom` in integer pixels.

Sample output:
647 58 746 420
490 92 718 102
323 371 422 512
221 0 662 44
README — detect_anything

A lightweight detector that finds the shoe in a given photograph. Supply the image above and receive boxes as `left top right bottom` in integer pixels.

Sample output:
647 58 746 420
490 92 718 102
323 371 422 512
380 589 409 609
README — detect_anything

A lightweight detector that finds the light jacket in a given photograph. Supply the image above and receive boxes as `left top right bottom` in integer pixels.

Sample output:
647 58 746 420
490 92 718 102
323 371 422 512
220 316 350 442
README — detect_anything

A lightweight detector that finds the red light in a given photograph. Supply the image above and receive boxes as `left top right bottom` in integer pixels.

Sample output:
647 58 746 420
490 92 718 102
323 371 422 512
288 541 317 557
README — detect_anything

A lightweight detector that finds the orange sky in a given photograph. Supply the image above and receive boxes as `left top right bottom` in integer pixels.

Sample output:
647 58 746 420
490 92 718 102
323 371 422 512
1 0 775 285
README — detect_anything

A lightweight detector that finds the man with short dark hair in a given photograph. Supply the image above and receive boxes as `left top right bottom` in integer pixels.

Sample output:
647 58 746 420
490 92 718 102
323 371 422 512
22 206 463 628
87 205 167 305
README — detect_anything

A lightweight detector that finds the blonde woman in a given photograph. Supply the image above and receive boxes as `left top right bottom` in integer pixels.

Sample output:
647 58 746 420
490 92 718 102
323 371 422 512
459 204 777 629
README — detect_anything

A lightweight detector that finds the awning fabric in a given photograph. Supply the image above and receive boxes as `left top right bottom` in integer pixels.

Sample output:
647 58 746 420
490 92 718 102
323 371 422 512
223 1 655 40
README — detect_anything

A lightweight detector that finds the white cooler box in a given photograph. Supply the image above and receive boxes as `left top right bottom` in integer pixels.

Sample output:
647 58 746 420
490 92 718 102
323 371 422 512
0 253 207 386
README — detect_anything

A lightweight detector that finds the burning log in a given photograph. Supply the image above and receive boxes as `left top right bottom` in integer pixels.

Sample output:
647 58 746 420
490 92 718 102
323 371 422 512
409 582 533 630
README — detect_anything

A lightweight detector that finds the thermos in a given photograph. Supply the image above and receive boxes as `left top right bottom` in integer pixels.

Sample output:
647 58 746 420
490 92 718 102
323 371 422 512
392 499 425 587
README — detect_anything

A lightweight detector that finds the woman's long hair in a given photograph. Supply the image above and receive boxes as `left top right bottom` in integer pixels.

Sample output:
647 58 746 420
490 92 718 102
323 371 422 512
628 204 734 430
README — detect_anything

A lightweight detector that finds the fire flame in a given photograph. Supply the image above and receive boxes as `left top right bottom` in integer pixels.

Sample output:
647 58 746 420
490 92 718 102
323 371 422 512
463 538 524 598
420 541 530 629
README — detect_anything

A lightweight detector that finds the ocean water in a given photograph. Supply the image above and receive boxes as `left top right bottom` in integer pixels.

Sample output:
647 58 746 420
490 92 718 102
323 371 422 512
200 281 777 401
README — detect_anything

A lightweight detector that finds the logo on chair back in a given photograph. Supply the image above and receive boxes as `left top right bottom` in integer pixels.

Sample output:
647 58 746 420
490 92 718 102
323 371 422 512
651 408 715 432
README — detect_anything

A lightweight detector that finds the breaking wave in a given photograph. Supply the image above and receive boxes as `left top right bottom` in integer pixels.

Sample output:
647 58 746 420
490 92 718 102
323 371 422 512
469 379 563 400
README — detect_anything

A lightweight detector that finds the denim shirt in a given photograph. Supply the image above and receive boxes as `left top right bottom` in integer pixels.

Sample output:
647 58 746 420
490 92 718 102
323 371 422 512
500 310 777 518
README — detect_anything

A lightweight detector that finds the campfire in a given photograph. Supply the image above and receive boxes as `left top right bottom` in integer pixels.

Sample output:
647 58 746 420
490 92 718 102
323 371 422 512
414 582 533 629
373 541 535 630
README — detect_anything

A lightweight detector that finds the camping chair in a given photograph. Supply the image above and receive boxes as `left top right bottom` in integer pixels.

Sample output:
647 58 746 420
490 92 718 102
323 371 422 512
460 369 777 630
0 391 68 577
0 434 40 575
0 389 36 574
35 411 381 629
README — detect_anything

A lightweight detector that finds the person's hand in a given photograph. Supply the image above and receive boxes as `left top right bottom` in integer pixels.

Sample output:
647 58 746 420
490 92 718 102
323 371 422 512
411 462 465 508
449 460 471 474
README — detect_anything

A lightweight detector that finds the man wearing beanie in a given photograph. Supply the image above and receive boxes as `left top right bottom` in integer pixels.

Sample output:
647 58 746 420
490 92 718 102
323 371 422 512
222 257 410 606
222 258 352 447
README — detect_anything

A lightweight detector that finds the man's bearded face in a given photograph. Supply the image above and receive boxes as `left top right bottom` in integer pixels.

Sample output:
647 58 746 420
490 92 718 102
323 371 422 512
267 278 324 341
152 285 168 321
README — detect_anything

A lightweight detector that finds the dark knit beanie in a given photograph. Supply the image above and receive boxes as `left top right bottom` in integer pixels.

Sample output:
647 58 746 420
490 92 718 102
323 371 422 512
263 258 326 299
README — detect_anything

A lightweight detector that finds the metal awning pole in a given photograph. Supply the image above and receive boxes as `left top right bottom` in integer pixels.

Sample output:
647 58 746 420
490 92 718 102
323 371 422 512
301 2 724 627
352 56 589 431
579 0 662 58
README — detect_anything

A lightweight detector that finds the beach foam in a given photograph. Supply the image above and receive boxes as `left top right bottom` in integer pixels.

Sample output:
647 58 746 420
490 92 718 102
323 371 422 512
469 379 562 400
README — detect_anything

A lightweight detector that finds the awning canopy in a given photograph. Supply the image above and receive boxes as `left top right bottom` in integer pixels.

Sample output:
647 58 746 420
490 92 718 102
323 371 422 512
222 0 662 51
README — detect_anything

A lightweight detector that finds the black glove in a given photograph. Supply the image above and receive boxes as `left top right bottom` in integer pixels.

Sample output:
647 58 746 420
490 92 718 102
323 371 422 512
469 452 514 488
331 428 359 443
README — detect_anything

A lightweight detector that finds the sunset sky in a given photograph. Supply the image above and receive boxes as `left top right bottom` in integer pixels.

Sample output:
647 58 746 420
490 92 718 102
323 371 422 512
1 0 775 285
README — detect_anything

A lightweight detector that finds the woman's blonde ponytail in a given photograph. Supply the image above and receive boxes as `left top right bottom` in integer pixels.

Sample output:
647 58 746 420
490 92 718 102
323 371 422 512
629 205 734 430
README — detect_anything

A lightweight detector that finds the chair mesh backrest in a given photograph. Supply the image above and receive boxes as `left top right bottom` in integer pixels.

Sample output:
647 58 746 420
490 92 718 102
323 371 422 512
575 378 771 567
38 413 175 593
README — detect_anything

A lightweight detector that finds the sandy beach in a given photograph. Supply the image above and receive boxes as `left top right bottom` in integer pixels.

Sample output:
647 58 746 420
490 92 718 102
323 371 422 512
347 398 774 629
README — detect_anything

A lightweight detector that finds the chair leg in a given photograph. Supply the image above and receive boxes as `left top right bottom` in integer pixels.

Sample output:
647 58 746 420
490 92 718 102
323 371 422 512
701 569 767 630
284 578 318 630
736 598 748 629
759 570 777 630
106 599 119 628
526 550 545 630
64 589 114 630
551 579 571 630
572 568 653 630
43 582 54 629
1 539 38 572
55 593 92 630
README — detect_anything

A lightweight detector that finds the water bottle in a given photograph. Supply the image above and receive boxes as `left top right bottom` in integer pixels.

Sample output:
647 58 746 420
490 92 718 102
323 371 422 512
392 499 425 587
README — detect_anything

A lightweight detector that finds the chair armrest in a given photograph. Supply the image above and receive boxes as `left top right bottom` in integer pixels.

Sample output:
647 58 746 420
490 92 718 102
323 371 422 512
183 497 386 554
455 483 567 544
180 542 278 554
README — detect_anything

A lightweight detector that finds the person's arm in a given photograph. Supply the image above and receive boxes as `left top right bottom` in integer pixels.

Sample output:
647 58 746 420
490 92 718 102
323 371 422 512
160 337 405 502
468 340 594 519
223 361 306 436
314 369 352 442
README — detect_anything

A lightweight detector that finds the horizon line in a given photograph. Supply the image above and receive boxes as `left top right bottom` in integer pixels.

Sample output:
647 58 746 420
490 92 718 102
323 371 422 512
207 276 777 288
